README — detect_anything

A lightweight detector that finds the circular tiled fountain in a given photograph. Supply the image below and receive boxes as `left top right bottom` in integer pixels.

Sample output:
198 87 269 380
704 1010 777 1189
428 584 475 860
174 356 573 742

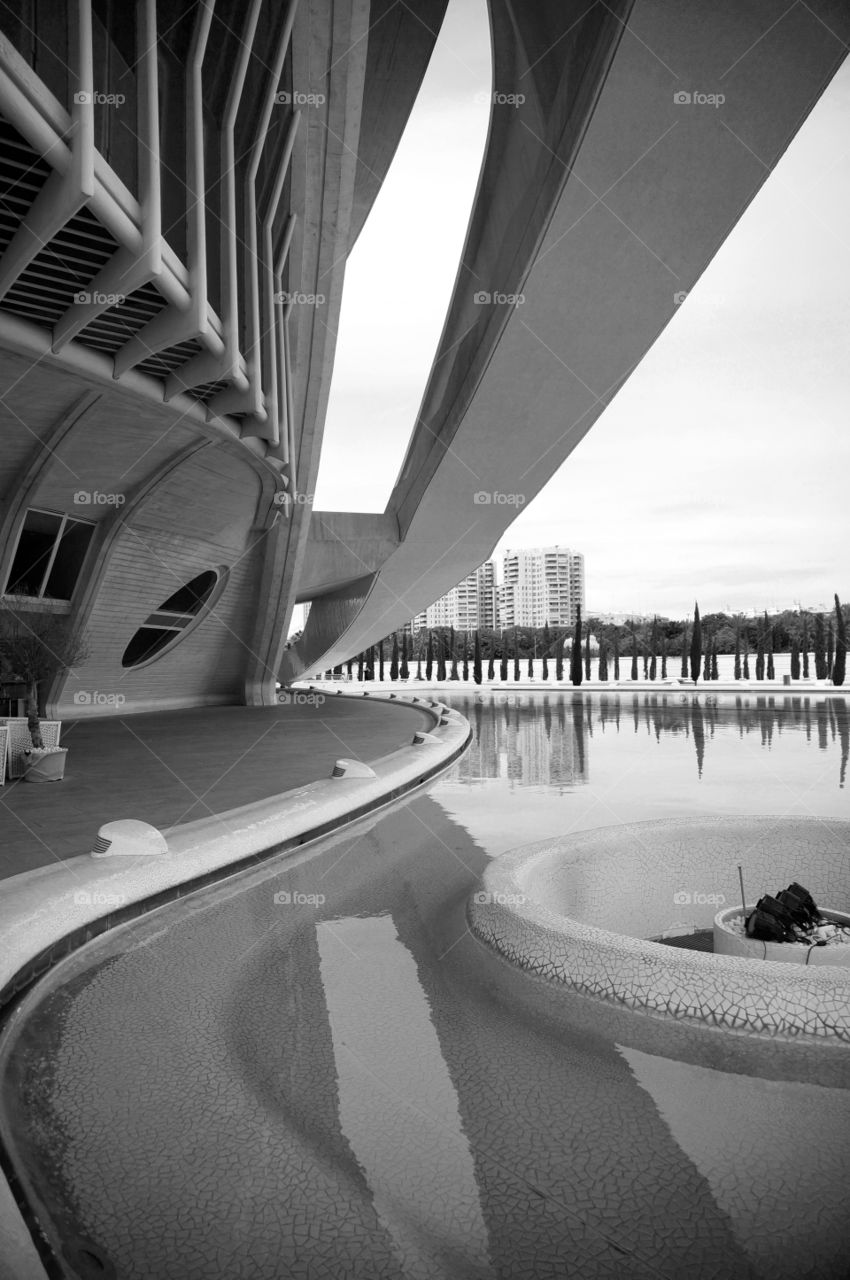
468 816 850 1040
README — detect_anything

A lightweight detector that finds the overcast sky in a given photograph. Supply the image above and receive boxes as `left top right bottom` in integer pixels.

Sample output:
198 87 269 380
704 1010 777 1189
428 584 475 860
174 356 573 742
314 0 850 621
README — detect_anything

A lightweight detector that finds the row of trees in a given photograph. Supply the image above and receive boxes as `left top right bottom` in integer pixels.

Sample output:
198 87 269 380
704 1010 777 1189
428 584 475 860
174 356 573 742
325 594 847 687
684 596 847 686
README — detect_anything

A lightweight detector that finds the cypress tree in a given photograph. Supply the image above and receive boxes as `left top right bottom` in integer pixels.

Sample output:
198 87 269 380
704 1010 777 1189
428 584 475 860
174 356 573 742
755 628 764 681
499 637 508 682
426 631 434 681
743 644 750 680
630 627 638 681
680 625 688 677
801 615 810 679
527 650 533 678
462 632 469 681
703 641 711 682
599 642 608 680
542 622 550 680
570 604 583 686
513 629 520 681
814 613 827 679
347 656 353 679
400 634 410 681
613 631 620 680
585 630 591 679
377 640 384 682
416 651 423 680
487 647 495 681
827 620 835 681
790 638 801 680
642 626 648 678
366 645 375 681
649 616 658 680
711 642 719 680
357 652 364 681
766 614 775 680
689 603 702 684
437 633 447 682
473 631 482 685
390 635 399 681
555 633 564 681
661 632 667 679
734 625 741 680
449 626 459 680
834 594 847 686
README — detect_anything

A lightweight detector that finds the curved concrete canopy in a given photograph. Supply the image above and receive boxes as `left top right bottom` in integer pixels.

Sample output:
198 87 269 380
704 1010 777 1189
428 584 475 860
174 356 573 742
287 0 850 678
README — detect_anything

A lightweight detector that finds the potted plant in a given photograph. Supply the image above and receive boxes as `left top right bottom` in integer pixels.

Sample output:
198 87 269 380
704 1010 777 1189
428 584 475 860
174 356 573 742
0 604 88 782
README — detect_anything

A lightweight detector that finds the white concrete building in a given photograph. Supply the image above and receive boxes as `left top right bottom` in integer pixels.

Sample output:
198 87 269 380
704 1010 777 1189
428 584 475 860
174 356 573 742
501 547 585 629
412 560 499 633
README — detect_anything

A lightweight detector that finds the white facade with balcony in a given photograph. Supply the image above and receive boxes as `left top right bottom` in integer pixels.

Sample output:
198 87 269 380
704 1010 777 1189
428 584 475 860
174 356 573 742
501 547 585 629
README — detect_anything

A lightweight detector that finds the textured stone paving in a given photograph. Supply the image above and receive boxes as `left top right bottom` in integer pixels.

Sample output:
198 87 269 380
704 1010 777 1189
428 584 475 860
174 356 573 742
2 797 849 1279
0 698 429 878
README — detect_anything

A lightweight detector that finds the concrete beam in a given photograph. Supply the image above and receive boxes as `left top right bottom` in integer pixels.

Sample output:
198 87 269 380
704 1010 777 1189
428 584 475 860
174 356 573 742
295 511 399 602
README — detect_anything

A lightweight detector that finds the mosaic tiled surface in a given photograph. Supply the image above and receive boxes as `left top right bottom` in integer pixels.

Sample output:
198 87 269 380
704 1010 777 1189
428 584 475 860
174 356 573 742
468 817 850 1040
1 797 849 1279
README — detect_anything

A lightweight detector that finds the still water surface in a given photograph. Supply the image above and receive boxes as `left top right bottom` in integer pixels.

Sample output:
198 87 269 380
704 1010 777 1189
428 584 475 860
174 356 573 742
1 692 848 1280
435 689 848 855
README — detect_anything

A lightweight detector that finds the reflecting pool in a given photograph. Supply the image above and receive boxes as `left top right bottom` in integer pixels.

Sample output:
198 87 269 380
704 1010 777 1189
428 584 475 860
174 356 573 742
436 690 849 856
1 692 848 1280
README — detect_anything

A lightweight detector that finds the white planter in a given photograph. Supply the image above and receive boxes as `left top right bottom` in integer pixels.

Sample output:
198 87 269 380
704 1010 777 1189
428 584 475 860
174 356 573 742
23 746 68 783
0 718 62 778
714 905 850 966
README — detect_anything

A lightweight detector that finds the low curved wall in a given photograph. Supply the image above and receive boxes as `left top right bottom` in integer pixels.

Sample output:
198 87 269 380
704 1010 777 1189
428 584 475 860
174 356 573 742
0 690 471 1280
468 817 850 1042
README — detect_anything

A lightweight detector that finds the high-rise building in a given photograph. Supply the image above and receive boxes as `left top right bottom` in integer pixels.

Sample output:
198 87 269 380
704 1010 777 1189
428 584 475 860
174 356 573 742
501 547 585 629
411 561 499 633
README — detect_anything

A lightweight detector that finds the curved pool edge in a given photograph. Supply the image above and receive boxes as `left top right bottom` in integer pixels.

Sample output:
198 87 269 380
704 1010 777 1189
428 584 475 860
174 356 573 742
468 819 850 1044
0 691 470 1280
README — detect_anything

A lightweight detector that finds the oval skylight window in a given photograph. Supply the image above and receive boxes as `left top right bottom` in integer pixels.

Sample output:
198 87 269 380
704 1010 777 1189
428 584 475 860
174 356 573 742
121 569 223 668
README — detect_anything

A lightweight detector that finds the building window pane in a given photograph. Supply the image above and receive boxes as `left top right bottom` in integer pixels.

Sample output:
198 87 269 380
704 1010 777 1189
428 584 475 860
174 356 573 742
5 511 64 597
121 570 222 669
121 627 175 667
44 518 95 601
158 572 217 615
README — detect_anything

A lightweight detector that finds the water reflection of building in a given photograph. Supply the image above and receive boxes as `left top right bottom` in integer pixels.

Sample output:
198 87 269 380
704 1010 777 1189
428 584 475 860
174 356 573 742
451 692 849 789
454 696 590 790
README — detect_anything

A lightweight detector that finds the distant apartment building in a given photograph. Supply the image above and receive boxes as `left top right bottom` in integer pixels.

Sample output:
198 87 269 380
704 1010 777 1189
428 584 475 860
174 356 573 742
411 561 499 633
501 547 585 628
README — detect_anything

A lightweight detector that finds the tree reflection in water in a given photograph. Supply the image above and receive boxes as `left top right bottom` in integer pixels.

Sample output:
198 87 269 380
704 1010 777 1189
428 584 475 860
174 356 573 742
451 693 849 789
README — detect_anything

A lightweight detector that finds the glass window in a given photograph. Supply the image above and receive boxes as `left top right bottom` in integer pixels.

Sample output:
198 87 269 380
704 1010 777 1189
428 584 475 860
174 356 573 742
158 573 217 616
121 627 175 668
45 518 96 600
121 570 221 669
4 510 94 600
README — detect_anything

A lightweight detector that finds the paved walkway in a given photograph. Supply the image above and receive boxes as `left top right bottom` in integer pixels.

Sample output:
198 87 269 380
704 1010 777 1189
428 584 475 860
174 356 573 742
0 698 430 880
